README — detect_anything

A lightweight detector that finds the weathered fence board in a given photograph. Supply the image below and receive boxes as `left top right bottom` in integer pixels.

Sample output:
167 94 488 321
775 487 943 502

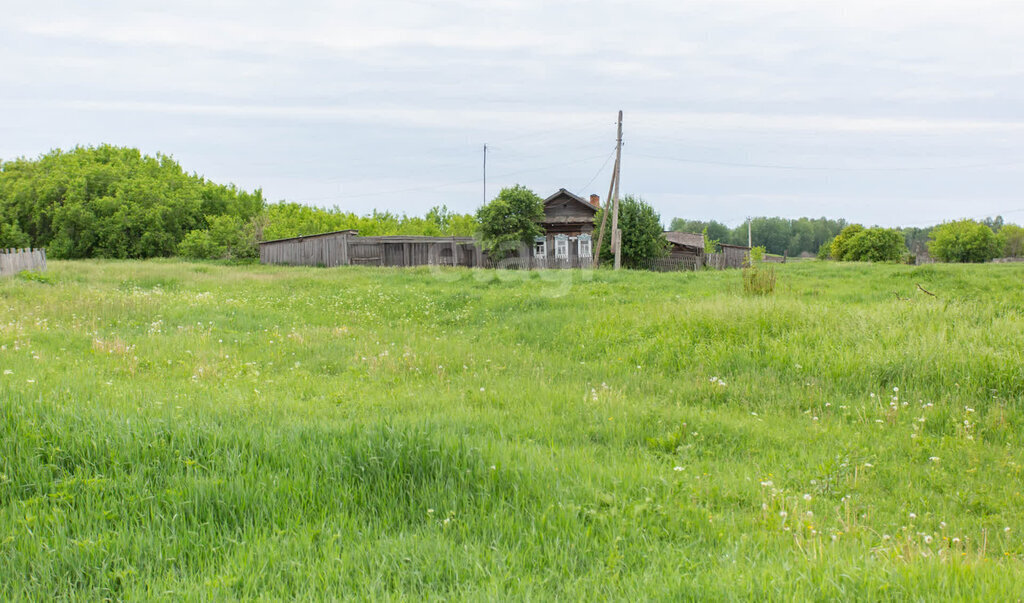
0 248 47 277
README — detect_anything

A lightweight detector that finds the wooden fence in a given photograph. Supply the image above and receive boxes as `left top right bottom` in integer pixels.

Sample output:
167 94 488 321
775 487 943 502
0 248 47 277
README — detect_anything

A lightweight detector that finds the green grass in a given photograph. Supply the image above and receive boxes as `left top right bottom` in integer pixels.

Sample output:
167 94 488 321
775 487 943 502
2 259 1024 599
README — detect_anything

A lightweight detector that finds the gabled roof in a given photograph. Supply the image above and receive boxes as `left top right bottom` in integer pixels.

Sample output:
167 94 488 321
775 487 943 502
664 231 705 250
543 188 599 214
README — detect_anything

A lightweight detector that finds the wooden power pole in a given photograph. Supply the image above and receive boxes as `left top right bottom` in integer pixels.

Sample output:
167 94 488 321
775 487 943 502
610 111 623 270
595 110 623 269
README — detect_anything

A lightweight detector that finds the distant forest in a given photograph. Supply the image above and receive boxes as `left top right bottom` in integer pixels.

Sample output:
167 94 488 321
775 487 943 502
0 145 1017 260
667 217 1010 257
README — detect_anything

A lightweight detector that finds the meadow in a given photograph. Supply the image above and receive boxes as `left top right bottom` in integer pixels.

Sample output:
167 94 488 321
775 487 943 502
1 259 1023 599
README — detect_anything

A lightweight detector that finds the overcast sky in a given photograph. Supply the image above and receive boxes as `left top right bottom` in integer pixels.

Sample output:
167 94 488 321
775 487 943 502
2 0 1023 227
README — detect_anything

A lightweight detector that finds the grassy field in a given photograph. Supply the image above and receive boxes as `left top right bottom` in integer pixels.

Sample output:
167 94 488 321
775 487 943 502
2 259 1023 599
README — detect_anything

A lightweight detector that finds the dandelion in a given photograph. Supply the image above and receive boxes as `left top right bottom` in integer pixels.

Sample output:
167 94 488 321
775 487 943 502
1006 527 1012 533
803 494 812 501
929 457 940 462
779 511 788 518
760 480 774 487
427 508 434 514
870 392 876 398
480 387 485 392
909 513 917 519
673 466 684 472
924 535 933 544
952 537 961 544
883 534 891 541
940 522 947 529
893 387 899 392
806 511 814 517
762 503 768 510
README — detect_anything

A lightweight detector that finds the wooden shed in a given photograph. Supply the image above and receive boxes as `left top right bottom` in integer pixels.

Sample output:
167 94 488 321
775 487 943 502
259 231 481 267
719 243 751 268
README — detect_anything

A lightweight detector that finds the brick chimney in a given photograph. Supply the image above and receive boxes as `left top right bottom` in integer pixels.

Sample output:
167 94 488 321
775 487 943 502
590 194 600 207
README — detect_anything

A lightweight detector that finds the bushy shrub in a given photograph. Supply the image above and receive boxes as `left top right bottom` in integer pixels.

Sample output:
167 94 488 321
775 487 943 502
596 195 669 268
816 240 832 260
829 225 864 260
177 215 260 260
830 224 905 262
928 220 1000 263
843 228 906 262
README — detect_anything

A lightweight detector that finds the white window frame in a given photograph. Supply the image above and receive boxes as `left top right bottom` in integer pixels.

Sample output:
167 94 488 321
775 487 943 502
554 235 569 260
534 237 547 258
578 234 592 258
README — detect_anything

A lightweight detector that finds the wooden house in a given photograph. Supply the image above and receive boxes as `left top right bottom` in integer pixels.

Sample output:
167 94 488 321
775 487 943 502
532 189 599 266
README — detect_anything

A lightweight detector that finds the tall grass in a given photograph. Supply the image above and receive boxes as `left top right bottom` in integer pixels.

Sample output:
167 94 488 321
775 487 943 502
1 260 1023 598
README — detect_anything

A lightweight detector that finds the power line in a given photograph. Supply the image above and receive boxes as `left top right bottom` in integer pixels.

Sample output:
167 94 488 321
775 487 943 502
288 152 615 204
577 147 617 193
631 151 1024 172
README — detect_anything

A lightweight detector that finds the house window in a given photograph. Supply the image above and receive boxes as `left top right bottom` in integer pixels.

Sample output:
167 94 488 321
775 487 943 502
554 235 569 259
534 237 547 258
578 234 592 258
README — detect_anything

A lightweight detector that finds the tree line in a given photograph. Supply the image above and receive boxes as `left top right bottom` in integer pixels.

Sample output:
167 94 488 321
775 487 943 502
1 145 1020 264
0 146 475 260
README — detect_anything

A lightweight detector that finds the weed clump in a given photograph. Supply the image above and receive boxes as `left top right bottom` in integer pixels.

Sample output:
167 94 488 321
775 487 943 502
742 246 776 295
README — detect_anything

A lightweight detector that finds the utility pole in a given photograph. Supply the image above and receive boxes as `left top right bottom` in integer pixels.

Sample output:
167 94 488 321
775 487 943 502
594 151 618 267
610 110 623 270
594 111 623 269
483 144 488 204
747 216 752 248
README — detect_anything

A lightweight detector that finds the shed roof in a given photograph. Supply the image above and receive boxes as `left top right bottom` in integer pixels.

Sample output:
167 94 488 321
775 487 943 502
259 229 359 245
664 231 705 250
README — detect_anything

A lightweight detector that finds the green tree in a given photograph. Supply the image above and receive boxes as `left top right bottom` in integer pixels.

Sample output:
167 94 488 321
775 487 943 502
928 220 1000 263
0 145 264 259
475 185 545 259
669 218 730 245
830 224 865 261
997 224 1024 257
842 228 906 262
0 222 31 248
596 195 668 268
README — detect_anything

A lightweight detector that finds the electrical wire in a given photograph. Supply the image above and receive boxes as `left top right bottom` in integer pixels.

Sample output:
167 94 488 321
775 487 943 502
577 147 617 193
631 151 1024 172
